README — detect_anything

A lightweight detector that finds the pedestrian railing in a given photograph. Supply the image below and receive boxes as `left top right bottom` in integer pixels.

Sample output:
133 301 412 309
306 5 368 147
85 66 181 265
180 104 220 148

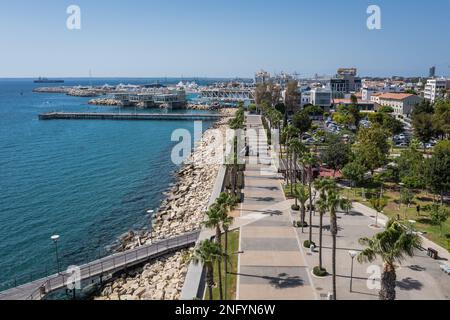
0 231 200 300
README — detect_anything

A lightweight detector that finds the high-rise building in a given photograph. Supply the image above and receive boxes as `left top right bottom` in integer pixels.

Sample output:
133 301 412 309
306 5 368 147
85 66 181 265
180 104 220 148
429 66 436 78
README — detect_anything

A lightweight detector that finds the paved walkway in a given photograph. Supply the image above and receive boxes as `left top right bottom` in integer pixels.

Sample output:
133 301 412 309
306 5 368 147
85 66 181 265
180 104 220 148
236 115 316 300
291 198 450 300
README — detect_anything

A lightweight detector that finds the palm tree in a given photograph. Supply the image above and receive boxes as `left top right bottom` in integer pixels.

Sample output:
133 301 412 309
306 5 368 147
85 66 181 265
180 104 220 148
288 138 306 199
225 137 240 198
282 125 299 185
314 178 336 231
303 153 318 244
327 188 342 300
192 240 226 300
340 198 353 215
316 193 328 271
215 193 237 300
357 220 422 300
294 184 309 232
203 204 226 299
370 196 388 228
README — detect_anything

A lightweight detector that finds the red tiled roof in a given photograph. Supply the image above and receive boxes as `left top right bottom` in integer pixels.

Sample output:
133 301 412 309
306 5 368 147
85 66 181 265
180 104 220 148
333 98 373 105
378 93 416 100
319 167 342 178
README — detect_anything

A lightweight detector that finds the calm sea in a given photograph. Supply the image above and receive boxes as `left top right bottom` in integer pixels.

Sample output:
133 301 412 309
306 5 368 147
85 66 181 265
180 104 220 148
0 78 220 290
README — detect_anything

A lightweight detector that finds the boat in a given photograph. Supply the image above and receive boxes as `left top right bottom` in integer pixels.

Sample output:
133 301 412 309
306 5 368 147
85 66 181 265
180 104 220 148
34 77 64 84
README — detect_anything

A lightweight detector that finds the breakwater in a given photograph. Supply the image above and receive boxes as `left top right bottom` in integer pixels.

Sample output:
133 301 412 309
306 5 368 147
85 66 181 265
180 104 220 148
39 112 224 121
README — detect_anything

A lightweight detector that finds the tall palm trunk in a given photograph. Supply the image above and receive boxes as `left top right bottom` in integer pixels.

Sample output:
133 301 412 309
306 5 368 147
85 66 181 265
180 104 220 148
224 228 229 300
319 213 324 269
215 225 223 300
217 260 223 300
286 148 290 186
207 267 214 300
308 169 313 243
380 263 397 300
292 153 297 202
330 214 338 300
332 233 337 300
300 204 306 233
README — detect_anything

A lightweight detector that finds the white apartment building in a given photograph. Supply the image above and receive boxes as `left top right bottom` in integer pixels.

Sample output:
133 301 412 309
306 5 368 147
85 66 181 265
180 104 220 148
424 78 450 102
376 93 423 117
300 91 311 107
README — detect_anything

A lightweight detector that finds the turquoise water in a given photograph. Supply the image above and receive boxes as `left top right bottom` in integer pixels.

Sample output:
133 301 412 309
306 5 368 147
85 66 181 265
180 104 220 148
0 78 218 290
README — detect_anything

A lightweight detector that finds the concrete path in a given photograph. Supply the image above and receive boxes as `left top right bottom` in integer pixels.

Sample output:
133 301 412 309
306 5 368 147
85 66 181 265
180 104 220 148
236 115 316 300
291 198 450 300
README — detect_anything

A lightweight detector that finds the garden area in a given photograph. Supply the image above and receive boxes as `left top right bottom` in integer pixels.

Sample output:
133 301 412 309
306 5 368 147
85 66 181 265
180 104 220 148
343 183 450 250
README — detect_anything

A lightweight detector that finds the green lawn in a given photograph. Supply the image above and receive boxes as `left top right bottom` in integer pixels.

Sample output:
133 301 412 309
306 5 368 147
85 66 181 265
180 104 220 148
210 230 240 300
343 185 450 251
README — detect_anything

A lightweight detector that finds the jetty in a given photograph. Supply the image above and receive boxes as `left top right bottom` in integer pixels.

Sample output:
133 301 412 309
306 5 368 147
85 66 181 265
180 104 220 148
39 112 224 121
0 231 200 300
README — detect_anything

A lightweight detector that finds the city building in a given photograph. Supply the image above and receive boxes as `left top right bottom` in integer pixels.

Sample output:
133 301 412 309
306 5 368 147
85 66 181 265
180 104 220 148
300 91 311 107
332 98 376 112
330 68 362 97
272 72 295 87
113 89 187 109
424 78 450 102
361 84 405 101
375 93 423 117
255 70 271 85
429 66 436 78
310 88 332 109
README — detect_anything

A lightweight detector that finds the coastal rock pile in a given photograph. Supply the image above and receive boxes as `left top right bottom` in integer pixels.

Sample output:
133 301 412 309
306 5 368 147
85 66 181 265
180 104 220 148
67 89 99 97
89 98 121 106
94 249 193 300
188 104 215 110
33 87 70 94
94 110 235 300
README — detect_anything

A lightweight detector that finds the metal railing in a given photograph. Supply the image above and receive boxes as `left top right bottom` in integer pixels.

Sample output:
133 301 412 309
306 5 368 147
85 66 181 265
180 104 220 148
0 231 200 300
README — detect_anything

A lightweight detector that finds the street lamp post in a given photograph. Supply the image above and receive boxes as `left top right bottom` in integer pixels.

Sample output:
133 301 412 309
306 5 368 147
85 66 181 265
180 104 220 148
51 235 61 274
348 250 358 292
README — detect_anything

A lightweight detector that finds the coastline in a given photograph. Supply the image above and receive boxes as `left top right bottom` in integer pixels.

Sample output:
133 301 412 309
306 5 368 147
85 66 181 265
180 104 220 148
94 108 235 300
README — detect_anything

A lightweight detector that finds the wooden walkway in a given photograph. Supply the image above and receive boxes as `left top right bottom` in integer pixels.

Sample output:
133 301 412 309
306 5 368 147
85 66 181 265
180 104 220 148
39 112 224 121
0 231 200 300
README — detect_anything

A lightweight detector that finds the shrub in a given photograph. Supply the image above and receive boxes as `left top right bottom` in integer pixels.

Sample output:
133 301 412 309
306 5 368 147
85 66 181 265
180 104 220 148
313 266 328 277
291 204 300 211
297 221 308 228
303 240 316 248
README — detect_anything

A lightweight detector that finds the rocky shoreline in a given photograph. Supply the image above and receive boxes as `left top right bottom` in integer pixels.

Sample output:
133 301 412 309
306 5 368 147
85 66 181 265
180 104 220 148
93 109 235 300
89 98 121 106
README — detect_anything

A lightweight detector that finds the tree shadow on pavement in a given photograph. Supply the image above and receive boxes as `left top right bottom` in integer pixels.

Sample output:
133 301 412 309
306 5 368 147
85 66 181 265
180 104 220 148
396 277 423 291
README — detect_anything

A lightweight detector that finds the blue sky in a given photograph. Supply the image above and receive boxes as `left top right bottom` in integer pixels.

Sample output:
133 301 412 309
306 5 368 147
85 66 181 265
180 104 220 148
0 0 449 78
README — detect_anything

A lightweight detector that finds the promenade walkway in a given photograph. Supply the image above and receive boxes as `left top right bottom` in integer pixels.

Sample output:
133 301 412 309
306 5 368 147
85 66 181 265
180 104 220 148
236 115 316 300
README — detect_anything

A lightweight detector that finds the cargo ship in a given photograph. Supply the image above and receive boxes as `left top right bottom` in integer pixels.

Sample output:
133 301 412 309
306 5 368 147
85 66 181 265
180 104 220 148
33 77 64 84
